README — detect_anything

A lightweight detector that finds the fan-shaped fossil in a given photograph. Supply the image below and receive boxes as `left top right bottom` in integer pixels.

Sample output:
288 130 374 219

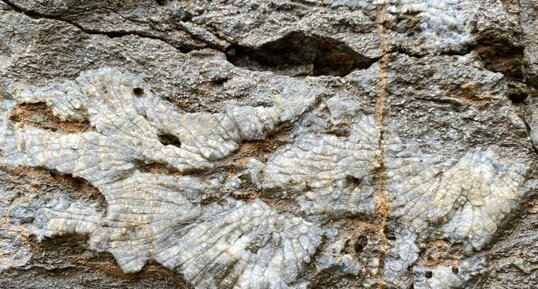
0 67 531 289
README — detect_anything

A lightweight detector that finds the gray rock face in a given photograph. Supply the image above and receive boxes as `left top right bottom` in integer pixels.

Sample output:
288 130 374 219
0 0 537 288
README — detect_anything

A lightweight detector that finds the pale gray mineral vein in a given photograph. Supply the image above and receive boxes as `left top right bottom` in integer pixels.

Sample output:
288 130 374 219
0 0 537 289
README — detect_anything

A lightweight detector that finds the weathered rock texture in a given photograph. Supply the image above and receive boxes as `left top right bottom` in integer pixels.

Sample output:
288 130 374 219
0 1 537 288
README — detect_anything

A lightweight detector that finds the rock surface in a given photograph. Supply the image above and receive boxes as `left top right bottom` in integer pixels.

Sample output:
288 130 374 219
0 0 537 288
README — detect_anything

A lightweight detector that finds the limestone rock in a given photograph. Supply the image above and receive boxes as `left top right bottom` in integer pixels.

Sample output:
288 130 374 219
0 0 537 288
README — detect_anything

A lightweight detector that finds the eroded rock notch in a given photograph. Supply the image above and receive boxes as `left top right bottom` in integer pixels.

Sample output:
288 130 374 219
226 32 378 77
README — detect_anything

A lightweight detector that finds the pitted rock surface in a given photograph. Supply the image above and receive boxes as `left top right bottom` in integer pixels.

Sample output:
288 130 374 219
0 1 537 289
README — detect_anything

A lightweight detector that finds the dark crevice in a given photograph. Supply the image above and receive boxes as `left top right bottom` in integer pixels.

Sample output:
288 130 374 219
354 235 368 254
39 233 90 248
226 31 380 77
507 85 528 104
521 118 538 155
135 160 183 175
391 43 478 59
158 132 182 148
1 0 203 53
474 44 526 82
473 43 531 106
345 175 362 188
425 271 433 278
385 226 396 241
133 87 145 97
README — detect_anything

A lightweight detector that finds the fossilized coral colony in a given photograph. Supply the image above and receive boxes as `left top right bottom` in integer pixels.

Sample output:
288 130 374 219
1 0 537 289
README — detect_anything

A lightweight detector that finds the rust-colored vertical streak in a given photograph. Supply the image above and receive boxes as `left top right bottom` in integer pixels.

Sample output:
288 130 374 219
374 5 389 289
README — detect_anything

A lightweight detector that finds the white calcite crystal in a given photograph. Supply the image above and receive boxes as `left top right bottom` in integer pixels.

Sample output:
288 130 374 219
386 140 526 249
2 67 317 178
382 137 527 285
0 66 532 289
256 115 379 218
0 67 322 288
34 195 102 238
91 174 222 272
155 200 322 289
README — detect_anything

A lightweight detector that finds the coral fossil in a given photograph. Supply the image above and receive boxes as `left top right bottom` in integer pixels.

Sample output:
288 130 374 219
0 67 530 289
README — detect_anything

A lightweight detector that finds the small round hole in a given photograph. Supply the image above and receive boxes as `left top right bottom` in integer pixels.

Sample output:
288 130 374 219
452 267 459 274
508 91 528 103
425 271 433 278
133 87 145 97
158 133 182 148
346 175 361 187
156 0 167 5
354 235 367 254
